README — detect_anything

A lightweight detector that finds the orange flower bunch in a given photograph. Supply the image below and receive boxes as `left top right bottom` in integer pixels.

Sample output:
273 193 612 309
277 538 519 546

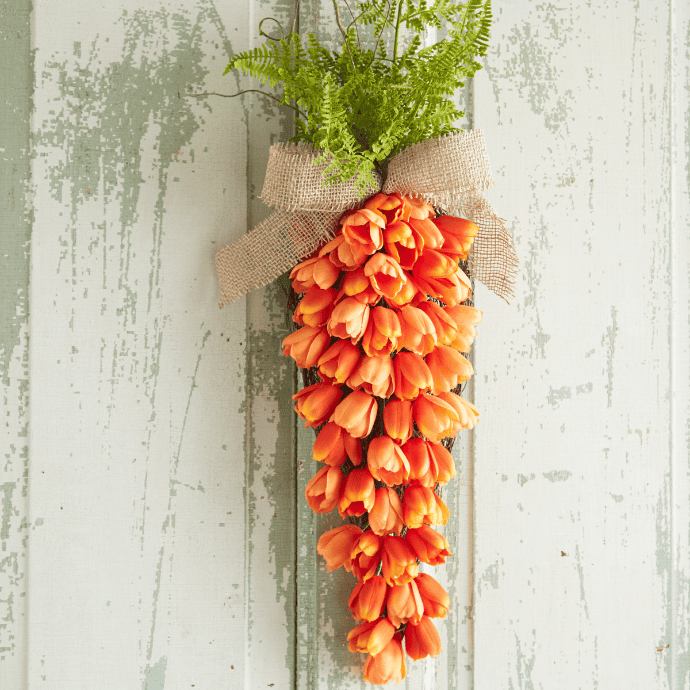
282 193 482 685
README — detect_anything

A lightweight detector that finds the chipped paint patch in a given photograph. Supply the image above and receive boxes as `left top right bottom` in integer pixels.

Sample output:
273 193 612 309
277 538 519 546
142 655 167 690
543 470 572 483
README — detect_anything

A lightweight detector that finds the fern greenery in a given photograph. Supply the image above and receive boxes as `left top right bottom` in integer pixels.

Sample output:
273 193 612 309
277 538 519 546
225 0 492 190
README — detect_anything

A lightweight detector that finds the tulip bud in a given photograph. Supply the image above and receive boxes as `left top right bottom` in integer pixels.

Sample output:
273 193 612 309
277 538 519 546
281 325 330 369
293 382 343 429
405 526 452 566
393 352 433 400
304 465 344 514
361 306 401 357
338 468 376 518
316 524 363 572
348 575 387 622
383 399 414 444
368 487 404 536
414 573 450 618
380 535 418 586
347 617 396 656
403 485 448 528
332 390 378 439
313 422 361 466
367 436 410 486
293 285 336 327
351 531 383 581
362 636 406 685
386 580 424 628
347 355 395 398
317 340 360 385
404 615 442 660
341 208 385 255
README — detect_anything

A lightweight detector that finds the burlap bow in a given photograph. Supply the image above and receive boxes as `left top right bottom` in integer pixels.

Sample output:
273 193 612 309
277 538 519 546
216 129 517 307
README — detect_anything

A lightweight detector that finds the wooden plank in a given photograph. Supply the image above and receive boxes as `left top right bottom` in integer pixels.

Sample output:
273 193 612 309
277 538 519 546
295 4 475 688
671 3 690 686
0 1 31 687
240 0 299 683
472 1 679 687
27 1 288 686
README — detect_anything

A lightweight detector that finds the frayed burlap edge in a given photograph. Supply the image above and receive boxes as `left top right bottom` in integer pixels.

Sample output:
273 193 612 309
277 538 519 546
216 210 341 307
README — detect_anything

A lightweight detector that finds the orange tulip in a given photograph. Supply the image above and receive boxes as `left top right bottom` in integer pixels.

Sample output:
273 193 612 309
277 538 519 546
383 399 413 444
316 524 363 572
362 306 401 357
401 438 433 487
293 382 343 428
293 285 336 327
337 268 381 305
327 297 370 343
402 485 448 528
381 535 418 586
349 574 387 622
444 304 482 352
433 215 478 262
347 355 395 398
367 436 410 486
383 220 425 269
369 487 404 536
332 390 378 438
305 465 345 514
414 248 458 281
282 325 330 369
317 339 360 385
313 422 362 466
364 192 404 225
413 251 470 306
393 352 433 400
427 441 456 486
319 233 367 270
362 635 406 685
419 301 459 346
412 392 460 442
425 345 473 394
338 468 376 517
365 254 405 299
397 305 437 356
405 526 452 566
351 531 383 581
404 616 442 661
341 208 385 255
407 216 443 249
386 580 424 627
414 573 450 618
290 254 340 292
401 195 435 221
384 271 425 309
348 617 397 656
436 391 479 431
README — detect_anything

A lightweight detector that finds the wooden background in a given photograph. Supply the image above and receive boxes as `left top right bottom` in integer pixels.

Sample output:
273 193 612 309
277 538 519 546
1 0 689 687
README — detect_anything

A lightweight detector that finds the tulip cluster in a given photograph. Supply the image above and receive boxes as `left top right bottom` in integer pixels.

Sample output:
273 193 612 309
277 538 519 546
282 193 482 685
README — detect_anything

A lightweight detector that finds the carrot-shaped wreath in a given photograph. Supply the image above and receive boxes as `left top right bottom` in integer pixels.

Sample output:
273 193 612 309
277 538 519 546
282 193 481 683
214 1 518 684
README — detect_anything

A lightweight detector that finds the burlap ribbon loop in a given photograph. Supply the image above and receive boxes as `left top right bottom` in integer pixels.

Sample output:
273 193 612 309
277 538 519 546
216 129 517 307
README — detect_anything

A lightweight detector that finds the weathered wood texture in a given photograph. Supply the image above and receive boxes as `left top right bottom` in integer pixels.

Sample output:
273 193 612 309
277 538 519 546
0 2 31 689
473 2 690 689
1 0 688 689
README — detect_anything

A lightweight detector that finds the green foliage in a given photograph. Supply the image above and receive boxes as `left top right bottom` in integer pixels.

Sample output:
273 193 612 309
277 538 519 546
224 0 492 190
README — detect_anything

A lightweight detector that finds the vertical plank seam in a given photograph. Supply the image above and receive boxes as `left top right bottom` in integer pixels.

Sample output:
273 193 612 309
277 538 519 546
468 74 476 690
669 0 677 686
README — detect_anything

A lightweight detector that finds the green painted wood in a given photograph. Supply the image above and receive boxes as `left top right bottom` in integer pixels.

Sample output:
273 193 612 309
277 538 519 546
0 2 31 687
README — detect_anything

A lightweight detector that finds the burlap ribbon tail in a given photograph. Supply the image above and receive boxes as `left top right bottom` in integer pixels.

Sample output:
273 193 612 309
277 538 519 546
215 129 517 307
